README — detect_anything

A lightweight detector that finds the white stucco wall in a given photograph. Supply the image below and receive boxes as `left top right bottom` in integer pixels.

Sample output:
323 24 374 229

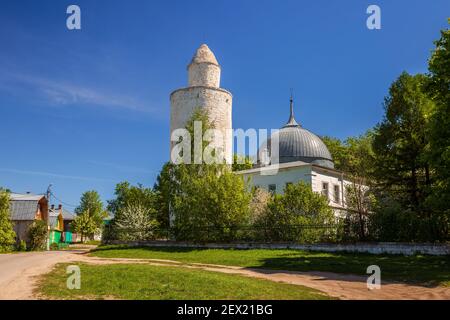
311 167 352 208
239 163 354 211
242 164 313 194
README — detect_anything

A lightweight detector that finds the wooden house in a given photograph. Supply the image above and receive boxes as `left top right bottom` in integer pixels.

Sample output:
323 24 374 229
9 193 49 244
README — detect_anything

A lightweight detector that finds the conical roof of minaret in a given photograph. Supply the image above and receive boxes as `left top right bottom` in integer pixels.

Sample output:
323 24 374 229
189 44 219 66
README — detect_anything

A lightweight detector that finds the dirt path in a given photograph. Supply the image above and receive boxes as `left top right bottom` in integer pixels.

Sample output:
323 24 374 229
1 251 449 300
0 250 89 300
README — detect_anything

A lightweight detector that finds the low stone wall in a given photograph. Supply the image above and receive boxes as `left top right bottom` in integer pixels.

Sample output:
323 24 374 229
104 240 450 256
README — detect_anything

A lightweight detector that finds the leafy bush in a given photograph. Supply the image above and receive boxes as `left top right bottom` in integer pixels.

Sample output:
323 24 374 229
369 196 450 242
172 164 252 242
254 181 335 243
336 213 365 242
0 190 16 252
16 240 27 251
111 203 160 241
27 220 48 251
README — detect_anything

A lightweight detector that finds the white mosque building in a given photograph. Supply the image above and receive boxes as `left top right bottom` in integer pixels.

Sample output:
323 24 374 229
236 95 352 211
170 44 353 211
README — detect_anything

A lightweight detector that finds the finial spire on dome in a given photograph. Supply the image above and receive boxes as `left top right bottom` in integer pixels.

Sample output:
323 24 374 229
189 44 219 66
285 89 300 127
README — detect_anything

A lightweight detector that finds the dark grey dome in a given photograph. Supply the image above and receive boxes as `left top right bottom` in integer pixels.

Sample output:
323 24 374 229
259 97 334 169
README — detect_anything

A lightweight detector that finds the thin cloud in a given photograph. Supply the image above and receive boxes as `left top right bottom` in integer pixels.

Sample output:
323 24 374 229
1 72 157 114
0 168 116 183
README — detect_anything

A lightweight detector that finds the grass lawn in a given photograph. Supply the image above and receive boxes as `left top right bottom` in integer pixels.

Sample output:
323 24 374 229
38 263 331 300
91 245 450 286
80 240 101 245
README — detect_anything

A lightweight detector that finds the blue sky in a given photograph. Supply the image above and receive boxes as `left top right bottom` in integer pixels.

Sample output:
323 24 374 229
0 0 448 210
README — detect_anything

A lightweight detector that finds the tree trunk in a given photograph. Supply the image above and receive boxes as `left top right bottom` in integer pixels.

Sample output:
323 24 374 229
358 212 365 241
425 164 431 186
411 165 419 208
356 183 366 241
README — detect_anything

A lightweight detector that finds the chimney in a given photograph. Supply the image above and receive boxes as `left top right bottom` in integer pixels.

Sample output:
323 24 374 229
51 204 55 210
58 204 62 210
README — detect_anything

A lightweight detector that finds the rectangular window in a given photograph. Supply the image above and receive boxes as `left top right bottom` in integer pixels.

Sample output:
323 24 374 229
334 185 340 203
268 184 277 194
322 182 329 199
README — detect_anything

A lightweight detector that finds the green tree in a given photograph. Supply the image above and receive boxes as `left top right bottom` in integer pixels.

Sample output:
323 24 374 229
0 190 16 252
343 133 376 240
153 162 175 230
372 72 434 209
368 196 427 242
321 136 350 171
255 182 334 242
426 22 450 215
74 191 107 241
232 154 253 171
172 165 251 242
322 132 375 240
369 71 448 241
160 108 252 242
75 191 104 216
72 210 100 243
322 132 375 175
107 182 162 227
107 182 151 215
345 183 375 240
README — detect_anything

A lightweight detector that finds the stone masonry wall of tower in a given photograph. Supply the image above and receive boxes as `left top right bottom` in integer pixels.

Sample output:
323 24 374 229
170 44 233 164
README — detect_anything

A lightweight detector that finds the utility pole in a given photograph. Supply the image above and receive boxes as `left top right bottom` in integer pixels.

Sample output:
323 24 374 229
45 184 52 251
46 184 52 204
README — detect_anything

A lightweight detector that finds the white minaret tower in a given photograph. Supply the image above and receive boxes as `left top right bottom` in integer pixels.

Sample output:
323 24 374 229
170 44 233 164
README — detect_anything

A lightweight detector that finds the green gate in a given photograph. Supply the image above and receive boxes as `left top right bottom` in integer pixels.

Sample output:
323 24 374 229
49 230 61 245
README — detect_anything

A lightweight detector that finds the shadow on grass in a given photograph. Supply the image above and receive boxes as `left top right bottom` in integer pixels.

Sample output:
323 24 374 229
92 245 450 287
248 254 450 287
